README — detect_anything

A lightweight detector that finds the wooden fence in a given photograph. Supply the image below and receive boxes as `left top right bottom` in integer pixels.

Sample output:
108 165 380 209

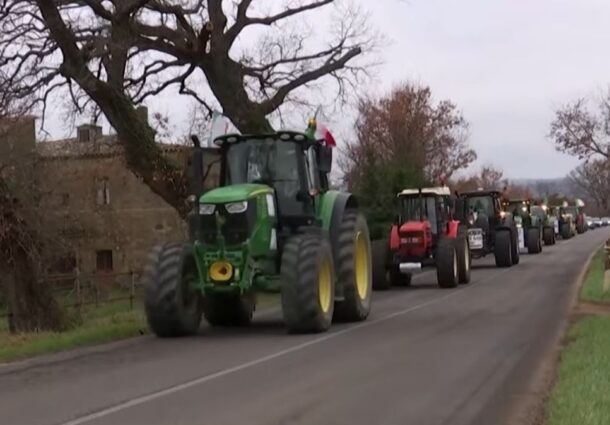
0 270 142 321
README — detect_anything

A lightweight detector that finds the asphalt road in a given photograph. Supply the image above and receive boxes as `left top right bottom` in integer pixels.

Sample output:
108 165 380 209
1 229 608 425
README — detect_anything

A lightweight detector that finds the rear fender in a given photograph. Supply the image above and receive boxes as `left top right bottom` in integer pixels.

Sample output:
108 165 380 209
389 224 400 251
446 220 460 238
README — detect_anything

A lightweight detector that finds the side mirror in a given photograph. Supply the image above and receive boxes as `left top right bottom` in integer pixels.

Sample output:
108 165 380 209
191 135 202 148
318 145 333 174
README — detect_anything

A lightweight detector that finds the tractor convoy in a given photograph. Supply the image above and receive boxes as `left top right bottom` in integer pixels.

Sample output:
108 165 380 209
141 119 593 338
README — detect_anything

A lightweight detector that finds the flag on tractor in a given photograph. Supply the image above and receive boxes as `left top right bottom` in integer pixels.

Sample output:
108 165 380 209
305 117 337 147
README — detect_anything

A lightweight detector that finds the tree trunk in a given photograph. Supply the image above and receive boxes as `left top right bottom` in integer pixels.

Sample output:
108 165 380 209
202 60 274 134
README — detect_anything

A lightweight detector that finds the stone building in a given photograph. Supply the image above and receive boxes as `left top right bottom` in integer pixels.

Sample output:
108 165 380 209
1 114 220 276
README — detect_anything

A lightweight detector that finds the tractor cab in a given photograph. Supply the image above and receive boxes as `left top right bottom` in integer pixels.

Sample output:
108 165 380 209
505 199 534 227
214 132 332 232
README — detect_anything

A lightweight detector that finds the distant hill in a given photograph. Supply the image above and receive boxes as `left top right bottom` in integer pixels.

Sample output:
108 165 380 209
508 177 572 197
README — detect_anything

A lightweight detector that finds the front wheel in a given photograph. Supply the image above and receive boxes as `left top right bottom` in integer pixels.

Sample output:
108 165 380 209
281 234 335 333
143 243 203 338
333 211 372 322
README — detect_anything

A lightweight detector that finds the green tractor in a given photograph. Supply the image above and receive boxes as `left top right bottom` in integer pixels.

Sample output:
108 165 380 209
531 201 556 246
143 125 372 337
504 199 543 254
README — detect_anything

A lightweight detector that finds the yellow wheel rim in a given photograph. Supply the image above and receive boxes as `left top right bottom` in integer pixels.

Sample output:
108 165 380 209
209 261 233 282
355 231 370 300
318 256 332 314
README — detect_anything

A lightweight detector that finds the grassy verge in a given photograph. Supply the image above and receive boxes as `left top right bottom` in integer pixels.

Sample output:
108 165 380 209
0 301 147 363
580 248 610 303
547 316 610 425
0 293 281 363
546 246 610 425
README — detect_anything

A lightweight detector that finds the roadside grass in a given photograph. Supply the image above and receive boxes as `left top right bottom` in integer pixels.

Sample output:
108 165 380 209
546 246 610 425
579 248 610 303
547 316 610 425
0 292 280 363
0 300 147 363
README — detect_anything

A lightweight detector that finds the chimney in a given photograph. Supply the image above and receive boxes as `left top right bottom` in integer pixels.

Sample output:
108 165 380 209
77 124 103 143
136 106 149 123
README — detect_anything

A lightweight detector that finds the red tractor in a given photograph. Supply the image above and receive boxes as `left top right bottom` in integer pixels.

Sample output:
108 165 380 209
377 187 471 289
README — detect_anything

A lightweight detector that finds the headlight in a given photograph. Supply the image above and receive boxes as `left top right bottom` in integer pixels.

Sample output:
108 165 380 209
225 201 248 214
199 204 216 215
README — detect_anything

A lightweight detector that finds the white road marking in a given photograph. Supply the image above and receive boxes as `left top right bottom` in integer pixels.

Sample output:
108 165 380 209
58 266 511 425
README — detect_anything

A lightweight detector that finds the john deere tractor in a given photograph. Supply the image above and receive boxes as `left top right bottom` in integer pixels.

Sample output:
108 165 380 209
143 127 372 337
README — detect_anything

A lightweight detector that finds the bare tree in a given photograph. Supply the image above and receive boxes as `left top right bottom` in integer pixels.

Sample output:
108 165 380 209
0 0 376 214
452 164 506 193
550 90 610 160
569 160 610 214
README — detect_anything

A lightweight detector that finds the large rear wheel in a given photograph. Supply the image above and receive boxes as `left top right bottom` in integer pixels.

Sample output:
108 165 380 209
543 227 554 246
281 234 335 333
437 239 459 288
527 227 542 254
456 227 471 284
333 211 373 322
494 230 512 267
561 223 572 239
143 243 203 338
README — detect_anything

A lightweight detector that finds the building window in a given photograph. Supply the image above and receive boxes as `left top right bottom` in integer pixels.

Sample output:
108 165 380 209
96 250 113 272
96 178 110 205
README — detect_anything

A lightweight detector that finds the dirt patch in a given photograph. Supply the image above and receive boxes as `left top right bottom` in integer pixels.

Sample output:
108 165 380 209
574 301 610 317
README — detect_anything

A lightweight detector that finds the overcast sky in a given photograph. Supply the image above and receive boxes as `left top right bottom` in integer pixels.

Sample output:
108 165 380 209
44 0 610 179
364 0 610 178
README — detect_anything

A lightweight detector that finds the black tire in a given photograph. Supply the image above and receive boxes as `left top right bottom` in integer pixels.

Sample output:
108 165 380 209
281 234 335 333
543 227 554 246
388 265 412 287
527 227 542 254
143 243 203 338
455 233 471 284
494 230 512 268
372 240 391 290
511 229 520 265
436 238 459 288
333 211 372 322
202 293 255 327
561 223 571 239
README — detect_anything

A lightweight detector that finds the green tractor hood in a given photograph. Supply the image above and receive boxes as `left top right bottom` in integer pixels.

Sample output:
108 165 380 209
200 183 272 204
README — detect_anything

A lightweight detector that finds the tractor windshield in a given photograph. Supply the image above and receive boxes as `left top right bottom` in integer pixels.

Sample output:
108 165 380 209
464 196 494 217
224 139 307 217
508 201 529 217
225 139 300 186
399 195 438 233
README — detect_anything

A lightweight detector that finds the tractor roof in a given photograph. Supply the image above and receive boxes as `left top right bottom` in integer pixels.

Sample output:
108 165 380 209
398 186 451 197
459 189 501 197
213 131 311 147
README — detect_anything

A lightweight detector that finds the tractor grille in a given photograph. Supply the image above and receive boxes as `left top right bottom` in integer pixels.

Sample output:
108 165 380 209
200 200 257 246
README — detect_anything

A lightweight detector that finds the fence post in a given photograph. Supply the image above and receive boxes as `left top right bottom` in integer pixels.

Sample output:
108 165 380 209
75 266 82 315
130 270 135 310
